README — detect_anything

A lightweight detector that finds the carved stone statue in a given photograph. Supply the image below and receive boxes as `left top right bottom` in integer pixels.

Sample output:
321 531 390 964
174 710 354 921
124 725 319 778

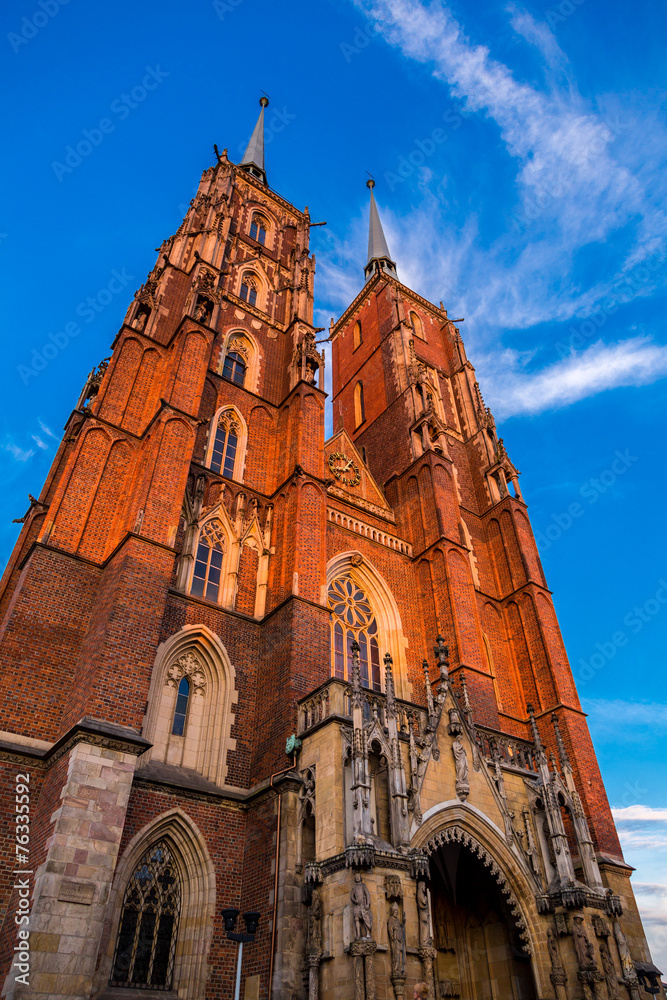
452 737 468 783
548 927 564 972
416 881 432 948
351 873 373 940
613 921 637 982
308 889 322 956
573 916 597 970
599 939 620 1000
387 901 405 975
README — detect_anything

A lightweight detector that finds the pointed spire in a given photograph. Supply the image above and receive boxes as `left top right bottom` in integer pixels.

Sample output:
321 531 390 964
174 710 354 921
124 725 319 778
240 96 269 185
384 652 396 717
527 704 547 762
551 712 572 774
364 179 397 281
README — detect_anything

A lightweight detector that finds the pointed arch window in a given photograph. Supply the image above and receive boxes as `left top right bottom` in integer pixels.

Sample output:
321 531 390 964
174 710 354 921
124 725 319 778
171 676 189 736
240 273 258 307
210 410 239 478
410 310 425 339
353 320 362 351
191 519 226 602
354 381 365 427
110 840 181 990
249 214 267 245
222 351 246 386
328 577 381 691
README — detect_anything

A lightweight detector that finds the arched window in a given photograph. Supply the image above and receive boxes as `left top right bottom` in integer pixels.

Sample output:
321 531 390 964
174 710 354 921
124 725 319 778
110 840 181 990
249 214 267 245
210 411 239 478
191 519 226 602
240 273 258 307
328 576 381 691
353 320 362 351
354 381 365 427
171 677 189 736
222 351 246 386
410 310 424 339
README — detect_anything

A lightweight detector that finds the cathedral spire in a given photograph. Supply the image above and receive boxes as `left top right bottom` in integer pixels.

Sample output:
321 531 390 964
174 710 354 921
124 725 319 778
240 96 269 185
364 179 397 281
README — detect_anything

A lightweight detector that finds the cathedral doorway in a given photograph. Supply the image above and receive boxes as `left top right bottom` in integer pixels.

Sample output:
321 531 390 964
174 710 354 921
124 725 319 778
429 840 536 1000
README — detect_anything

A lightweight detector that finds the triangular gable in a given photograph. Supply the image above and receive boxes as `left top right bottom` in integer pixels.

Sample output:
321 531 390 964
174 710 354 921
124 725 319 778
324 429 392 513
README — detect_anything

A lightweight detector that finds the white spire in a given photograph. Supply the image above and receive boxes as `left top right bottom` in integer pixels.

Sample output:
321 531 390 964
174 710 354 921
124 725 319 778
364 179 397 280
240 97 269 185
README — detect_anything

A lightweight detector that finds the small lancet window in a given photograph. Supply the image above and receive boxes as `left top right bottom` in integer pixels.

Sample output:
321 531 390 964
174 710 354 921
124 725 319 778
410 310 424 339
249 214 267 245
222 351 246 386
240 274 258 307
354 381 365 427
191 519 226 602
210 412 239 478
353 320 362 351
110 840 181 990
171 677 189 736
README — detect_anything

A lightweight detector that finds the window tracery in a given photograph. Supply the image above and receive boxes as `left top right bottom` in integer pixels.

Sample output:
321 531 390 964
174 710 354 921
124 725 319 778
190 519 226 602
240 272 258 307
328 576 381 691
249 214 267 245
110 839 181 990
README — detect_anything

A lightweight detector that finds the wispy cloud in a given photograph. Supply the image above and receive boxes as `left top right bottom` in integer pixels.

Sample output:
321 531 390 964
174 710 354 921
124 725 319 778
4 442 34 463
483 336 667 418
31 435 49 450
613 806 667 823
38 420 57 440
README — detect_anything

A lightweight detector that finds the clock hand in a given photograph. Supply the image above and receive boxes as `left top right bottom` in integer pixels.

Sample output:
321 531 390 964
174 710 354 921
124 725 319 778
343 459 353 471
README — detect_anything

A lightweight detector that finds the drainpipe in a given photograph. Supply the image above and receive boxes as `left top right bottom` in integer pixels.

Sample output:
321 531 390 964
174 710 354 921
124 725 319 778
268 754 297 999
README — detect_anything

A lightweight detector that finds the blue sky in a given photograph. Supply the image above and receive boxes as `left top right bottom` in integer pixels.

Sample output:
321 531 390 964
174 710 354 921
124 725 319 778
1 0 666 966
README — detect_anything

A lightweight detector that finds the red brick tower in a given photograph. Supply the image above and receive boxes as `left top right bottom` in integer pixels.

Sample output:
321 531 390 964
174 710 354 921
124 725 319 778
0 112 658 1000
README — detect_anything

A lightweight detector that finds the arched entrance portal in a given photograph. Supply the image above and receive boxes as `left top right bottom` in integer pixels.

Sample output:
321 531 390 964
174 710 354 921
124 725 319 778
429 839 536 1000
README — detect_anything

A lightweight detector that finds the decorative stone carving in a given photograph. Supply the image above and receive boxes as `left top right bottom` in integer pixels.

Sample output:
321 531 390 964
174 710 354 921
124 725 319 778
307 888 322 956
351 873 373 940
592 915 609 938
573 916 597 971
387 901 405 975
613 921 639 992
384 874 403 901
166 651 206 693
599 938 620 1000
451 736 469 800
416 881 432 948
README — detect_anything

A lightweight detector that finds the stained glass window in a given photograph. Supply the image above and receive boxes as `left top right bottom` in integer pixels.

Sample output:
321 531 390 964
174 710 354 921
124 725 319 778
327 577 381 691
191 519 226 602
171 677 189 736
110 840 181 990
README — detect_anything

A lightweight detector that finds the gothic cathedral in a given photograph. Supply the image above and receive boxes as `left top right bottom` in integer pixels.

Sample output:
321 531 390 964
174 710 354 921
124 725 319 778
0 100 661 1000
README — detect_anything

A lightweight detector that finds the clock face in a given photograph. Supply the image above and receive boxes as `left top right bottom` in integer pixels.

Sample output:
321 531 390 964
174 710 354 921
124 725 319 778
328 451 361 487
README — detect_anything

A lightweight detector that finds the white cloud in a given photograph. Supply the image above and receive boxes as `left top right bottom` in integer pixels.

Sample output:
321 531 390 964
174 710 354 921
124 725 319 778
31 435 48 450
613 806 667 823
482 337 667 418
4 442 34 463
38 420 57 440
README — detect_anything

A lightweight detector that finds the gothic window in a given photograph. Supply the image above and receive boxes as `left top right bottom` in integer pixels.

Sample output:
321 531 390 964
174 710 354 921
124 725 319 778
191 519 226 602
410 310 424 339
210 411 239 478
171 677 189 736
353 320 362 351
249 214 267 245
354 381 365 427
222 351 246 386
328 577 381 691
240 273 258 307
110 840 181 990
